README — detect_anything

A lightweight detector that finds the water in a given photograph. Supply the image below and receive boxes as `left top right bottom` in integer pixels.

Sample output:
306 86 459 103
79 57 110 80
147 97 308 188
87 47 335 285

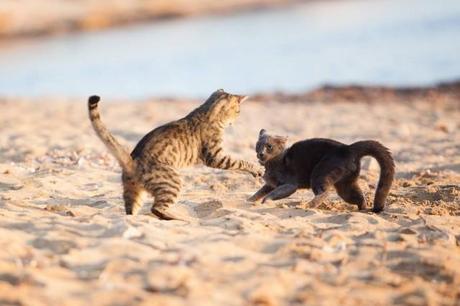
0 0 459 98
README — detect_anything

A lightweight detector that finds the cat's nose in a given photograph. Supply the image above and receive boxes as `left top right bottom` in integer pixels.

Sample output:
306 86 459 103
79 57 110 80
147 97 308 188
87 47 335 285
257 152 265 159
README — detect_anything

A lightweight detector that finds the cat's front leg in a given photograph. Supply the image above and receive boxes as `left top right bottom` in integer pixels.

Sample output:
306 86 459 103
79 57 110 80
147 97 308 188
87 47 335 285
262 184 298 203
248 184 274 202
238 160 264 177
202 146 262 176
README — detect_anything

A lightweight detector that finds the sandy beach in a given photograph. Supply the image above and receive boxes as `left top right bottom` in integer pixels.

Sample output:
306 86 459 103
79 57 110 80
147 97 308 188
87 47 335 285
0 0 298 39
0 84 459 305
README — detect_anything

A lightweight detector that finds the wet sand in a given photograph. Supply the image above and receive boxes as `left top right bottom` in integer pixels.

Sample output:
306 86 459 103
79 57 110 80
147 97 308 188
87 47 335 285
0 85 459 305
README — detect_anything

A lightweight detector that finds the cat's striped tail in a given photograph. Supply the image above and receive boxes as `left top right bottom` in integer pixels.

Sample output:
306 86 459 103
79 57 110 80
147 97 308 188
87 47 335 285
88 96 134 175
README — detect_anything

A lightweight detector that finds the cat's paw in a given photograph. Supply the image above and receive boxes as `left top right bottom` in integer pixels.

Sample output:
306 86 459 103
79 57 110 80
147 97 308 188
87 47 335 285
247 195 260 203
249 168 264 178
151 206 191 221
306 192 329 208
261 197 274 204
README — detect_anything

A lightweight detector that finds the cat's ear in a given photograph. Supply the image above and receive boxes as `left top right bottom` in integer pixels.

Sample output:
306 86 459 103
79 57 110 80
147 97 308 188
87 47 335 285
205 89 225 105
236 95 249 103
207 91 230 118
276 136 288 145
259 129 267 137
211 89 226 100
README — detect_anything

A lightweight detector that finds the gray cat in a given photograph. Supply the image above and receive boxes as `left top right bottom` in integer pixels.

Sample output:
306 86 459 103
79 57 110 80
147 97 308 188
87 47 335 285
249 129 395 212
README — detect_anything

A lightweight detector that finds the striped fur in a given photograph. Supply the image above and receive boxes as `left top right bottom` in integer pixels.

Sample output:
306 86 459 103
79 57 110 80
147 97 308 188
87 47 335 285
88 90 260 220
88 96 134 175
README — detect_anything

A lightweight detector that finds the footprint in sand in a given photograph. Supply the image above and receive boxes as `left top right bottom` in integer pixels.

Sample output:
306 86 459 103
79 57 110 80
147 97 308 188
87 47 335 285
315 213 353 225
393 289 430 306
43 204 76 217
30 237 77 255
60 260 108 281
0 272 44 288
0 181 23 192
389 260 453 284
144 265 191 297
193 200 232 219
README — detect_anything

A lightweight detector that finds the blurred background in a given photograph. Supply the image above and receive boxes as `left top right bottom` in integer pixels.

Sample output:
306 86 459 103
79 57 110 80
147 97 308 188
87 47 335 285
0 0 459 99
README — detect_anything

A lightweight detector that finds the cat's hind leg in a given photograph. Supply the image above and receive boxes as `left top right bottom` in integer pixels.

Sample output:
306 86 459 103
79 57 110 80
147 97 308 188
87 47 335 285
306 192 329 208
309 155 349 208
122 172 144 215
335 174 366 210
143 165 182 220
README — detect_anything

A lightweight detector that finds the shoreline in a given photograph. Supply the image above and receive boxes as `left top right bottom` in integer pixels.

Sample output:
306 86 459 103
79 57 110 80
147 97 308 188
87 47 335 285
251 80 460 103
1 80 460 103
0 0 301 41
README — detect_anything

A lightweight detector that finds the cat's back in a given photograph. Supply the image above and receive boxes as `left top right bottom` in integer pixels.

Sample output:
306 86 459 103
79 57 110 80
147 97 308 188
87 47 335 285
131 119 198 161
289 138 345 157
285 138 346 186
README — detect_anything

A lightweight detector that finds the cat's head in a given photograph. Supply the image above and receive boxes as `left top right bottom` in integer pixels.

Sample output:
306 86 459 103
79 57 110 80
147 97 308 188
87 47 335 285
256 129 288 165
205 89 248 126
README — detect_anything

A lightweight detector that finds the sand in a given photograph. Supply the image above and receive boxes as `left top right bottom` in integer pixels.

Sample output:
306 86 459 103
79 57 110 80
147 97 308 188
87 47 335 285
0 0 298 39
0 86 459 305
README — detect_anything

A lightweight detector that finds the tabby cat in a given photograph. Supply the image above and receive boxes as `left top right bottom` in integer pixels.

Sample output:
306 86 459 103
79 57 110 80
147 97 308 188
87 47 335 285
249 129 395 212
88 89 261 220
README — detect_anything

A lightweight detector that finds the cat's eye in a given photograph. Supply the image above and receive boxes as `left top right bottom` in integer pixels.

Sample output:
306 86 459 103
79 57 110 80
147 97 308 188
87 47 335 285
266 144 273 150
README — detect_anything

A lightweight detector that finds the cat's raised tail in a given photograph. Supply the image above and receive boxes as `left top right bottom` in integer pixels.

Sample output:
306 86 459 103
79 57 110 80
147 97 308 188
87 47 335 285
88 96 135 175
349 140 395 212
